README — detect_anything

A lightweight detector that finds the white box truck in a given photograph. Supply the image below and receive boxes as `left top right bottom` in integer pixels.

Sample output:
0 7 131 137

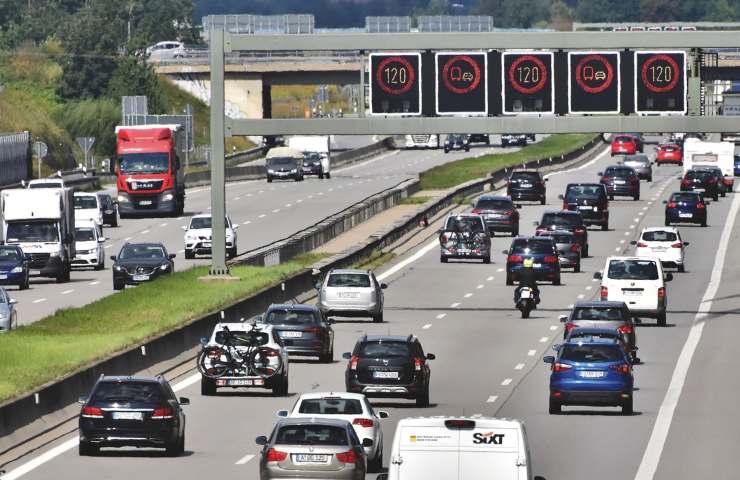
287 135 331 179
380 416 543 480
0 188 75 282
683 139 735 174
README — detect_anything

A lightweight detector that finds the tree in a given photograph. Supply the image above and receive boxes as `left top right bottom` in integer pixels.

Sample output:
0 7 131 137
575 0 639 22
550 1 574 30
475 0 550 28
704 0 735 21
106 58 167 114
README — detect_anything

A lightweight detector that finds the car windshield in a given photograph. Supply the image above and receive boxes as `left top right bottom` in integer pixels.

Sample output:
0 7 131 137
608 259 659 280
565 185 605 201
99 196 112 207
268 157 299 168
119 245 165 260
75 228 95 242
605 167 634 177
214 329 269 346
642 231 678 242
541 214 581 227
298 398 363 415
90 382 166 404
327 273 371 288
303 153 321 163
444 216 485 232
188 217 229 229
560 344 624 362
572 307 625 321
614 136 634 143
475 199 512 210
670 193 702 203
74 196 97 209
119 153 169 174
6 221 58 243
0 248 20 261
275 425 348 446
511 238 555 253
510 172 540 182
264 310 318 326
448 134 465 141
358 341 411 358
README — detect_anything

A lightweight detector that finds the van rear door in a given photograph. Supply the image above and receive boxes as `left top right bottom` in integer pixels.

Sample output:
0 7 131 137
459 426 522 480
394 425 460 479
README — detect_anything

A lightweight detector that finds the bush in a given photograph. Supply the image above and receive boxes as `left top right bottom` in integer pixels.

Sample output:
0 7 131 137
55 99 120 159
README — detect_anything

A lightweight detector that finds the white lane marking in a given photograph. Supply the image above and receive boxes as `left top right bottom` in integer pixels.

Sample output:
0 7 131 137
272 209 280 213
160 222 168 227
476 284 484 289
577 294 585 299
328 188 334 192
630 224 636 229
141 230 150 234
61 289 74 295
487 395 498 403
615 247 621 252
496 268 504 272
422 324 432 330
486 276 494 281
1 436 81 480
285 204 292 208
450 302 460 308
638 212 644 216
586 286 593 291
633 218 640 222
177 216 184 220
88 281 100 286
648 201 653 205
178 249 185 254
32 298 46 304
501 378 513 386
243 221 251 225
464 293 473 298
246 193 253 197
377 239 438 281
236 454 255 465
436 313 447 320
642 206 649 210
296 199 303 203
549 326 559 331
528 350 537 356
259 214 266 218
318 192 324 196
624 232 631 236
233 197 241 201
634 187 740 480
124 237 132 241
514 363 525 370
620 239 626 244
308 195 314 199
539 337 549 343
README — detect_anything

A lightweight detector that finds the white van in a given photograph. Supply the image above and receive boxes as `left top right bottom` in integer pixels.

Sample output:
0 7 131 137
379 416 543 480
595 255 673 326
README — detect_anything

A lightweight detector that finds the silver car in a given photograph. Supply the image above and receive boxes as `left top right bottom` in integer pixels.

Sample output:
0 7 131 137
559 301 637 359
0 287 18 332
317 269 386 323
439 213 492 263
536 229 581 272
256 417 369 480
618 154 653 182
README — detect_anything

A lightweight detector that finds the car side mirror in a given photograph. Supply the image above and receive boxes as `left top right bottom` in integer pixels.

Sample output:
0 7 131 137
8 298 17 305
552 344 561 351
98 237 106 243
342 352 352 359
543 356 555 364
630 240 637 245
169 253 176 259
597 171 603 176
362 438 374 448
314 281 322 290
78 395 88 405
557 194 564 200
255 436 268 446
181 225 187 231
534 476 547 480
665 273 673 282
544 178 549 182
276 410 289 417
378 411 389 419
380 283 388 290
179 397 190 405
426 353 436 360
199 336 209 347
110 255 117 261
593 272 603 280
662 200 668 204
683 241 690 246
559 315 567 323
532 221 539 226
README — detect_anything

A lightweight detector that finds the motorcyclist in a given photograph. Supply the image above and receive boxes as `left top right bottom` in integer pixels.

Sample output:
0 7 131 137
515 258 540 305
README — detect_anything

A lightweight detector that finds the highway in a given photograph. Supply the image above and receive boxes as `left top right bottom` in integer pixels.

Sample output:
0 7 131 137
11 138 514 326
6 138 740 480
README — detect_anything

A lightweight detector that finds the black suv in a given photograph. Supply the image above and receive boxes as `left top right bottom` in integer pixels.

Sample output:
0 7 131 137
78 375 189 456
444 134 470 153
681 168 720 201
467 134 490 145
472 195 520 236
98 193 118 227
535 211 589 257
506 170 547 204
343 334 435 407
111 242 175 290
560 183 609 230
261 303 334 362
599 165 640 201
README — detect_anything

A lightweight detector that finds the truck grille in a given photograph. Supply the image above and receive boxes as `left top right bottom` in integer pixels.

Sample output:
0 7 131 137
127 179 163 191
27 253 51 268
411 135 431 143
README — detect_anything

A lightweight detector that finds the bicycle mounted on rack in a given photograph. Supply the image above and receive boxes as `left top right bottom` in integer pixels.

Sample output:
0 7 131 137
197 324 284 379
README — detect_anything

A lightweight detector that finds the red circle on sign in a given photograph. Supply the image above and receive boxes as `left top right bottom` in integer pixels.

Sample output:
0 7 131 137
508 55 548 95
575 54 614 94
375 56 415 95
641 54 680 93
442 55 482 95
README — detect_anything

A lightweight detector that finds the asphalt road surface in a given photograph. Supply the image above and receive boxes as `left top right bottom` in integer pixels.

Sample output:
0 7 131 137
6 139 740 480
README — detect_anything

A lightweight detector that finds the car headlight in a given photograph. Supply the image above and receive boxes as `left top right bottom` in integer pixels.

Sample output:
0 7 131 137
185 234 197 241
114 265 124 272
159 264 169 271
267 169 275 174
291 169 297 173
163 193 174 201
48 251 60 257
117 194 129 203
10 266 23 273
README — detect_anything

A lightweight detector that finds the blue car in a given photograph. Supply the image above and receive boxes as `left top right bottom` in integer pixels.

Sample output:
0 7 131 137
734 154 740 176
0 245 29 290
544 337 634 415
504 236 561 285
664 191 708 227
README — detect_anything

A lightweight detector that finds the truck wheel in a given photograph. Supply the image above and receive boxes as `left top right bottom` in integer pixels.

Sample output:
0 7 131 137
319 172 324 179
415 388 430 407
227 248 237 259
574 263 581 273
111 217 118 227
201 377 217 396
56 264 67 283
326 172 331 179
78 441 99 456
373 312 384 323
267 177 273 183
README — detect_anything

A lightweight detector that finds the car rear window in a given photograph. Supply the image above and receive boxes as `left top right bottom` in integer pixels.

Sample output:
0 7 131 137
275 425 349 446
541 213 582 227
605 167 634 176
510 172 540 182
214 329 269 346
298 398 364 415
623 155 649 164
670 193 702 203
511 238 556 253
0 247 21 261
541 233 576 244
560 344 624 362
265 309 318 326
358 341 411 358
572 307 626 321
90 381 166 403
569 331 620 342
687 170 712 179
642 231 678 242
327 273 371 288
475 199 512 210
565 185 605 201
607 259 659 280
444 216 485 232
614 136 634 143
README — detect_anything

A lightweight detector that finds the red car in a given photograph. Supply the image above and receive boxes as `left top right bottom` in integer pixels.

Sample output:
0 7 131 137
656 143 683 166
611 135 638 156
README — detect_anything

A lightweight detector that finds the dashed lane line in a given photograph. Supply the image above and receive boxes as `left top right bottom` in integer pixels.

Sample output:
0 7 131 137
486 276 494 281
464 293 473 298
422 324 432 330
539 337 549 343
436 313 447 320
514 363 525 370
88 281 100 286
501 378 513 386
450 302 460 308
487 395 498 403
32 299 45 304
528 350 537 356
61 289 74 295
235 454 255 465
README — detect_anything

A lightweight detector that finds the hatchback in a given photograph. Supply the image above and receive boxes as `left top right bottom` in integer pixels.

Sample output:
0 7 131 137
632 227 689 272
656 143 683 166
610 135 638 156
504 236 561 285
472 195 520 236
535 211 589 256
560 183 609 230
618 154 653 182
439 213 492 263
680 169 719 201
262 304 334 362
98 193 119 227
444 134 470 153
0 245 29 290
599 165 640 200
693 166 731 197
559 301 637 360
536 229 581 272
562 327 635 364
506 170 547 204
78 375 189 456
544 338 634 415
664 192 708 227
256 418 369 480
317 269 386 323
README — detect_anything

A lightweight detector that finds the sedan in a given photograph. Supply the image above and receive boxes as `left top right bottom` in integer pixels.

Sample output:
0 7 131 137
559 300 637 362
599 165 640 201
504 236 561 285
536 229 581 272
664 192 708 227
444 134 470 153
618 154 653 182
111 242 176 290
0 245 29 290
0 287 18 332
680 169 719 201
261 303 334 362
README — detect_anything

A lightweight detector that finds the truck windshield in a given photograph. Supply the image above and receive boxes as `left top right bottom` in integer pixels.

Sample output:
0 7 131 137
119 153 169 174
6 221 59 243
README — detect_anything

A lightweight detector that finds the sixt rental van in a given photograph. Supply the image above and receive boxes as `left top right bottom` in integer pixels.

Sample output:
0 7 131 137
380 417 543 480
0 188 75 282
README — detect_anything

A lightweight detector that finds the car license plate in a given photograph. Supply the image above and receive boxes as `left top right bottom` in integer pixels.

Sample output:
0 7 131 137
373 371 399 379
222 378 264 386
294 454 329 463
30 270 41 276
579 371 605 378
533 263 542 268
139 200 152 206
623 290 642 296
133 274 150 281
679 213 693 218
578 206 591 210
112 411 143 421
281 331 303 338
202 242 211 248
337 292 360 298
615 180 626 185
0 274 6 280
521 183 532 188
652 247 667 251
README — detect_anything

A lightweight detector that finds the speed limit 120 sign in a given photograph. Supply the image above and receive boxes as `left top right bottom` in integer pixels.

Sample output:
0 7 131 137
634 51 686 115
502 51 554 115
369 52 422 116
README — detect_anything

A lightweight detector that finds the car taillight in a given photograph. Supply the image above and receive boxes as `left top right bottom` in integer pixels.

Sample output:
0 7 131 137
151 407 174 419
350 355 358 370
617 324 633 334
207 348 223 359
630 176 639 184
574 228 585 235
600 286 608 300
637 242 648 247
414 357 423 371
708 177 717 184
609 364 631 374
261 348 279 357
658 287 666 299
306 327 322 334
353 418 375 428
696 202 705 209
723 178 733 185
553 362 573 372
508 255 523 263
570 244 580 253
564 322 577 332
472 209 482 214
544 255 558 263
336 449 357 464
504 209 514 216
562 201 569 210
601 176 610 182
81 406 103 418
681 179 690 185
666 202 677 208
671 242 682 248
266 448 288 462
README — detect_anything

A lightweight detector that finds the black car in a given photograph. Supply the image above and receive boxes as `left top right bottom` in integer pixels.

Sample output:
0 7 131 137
0 245 29 290
262 303 334 362
599 165 640 201
694 166 729 197
98 193 118 227
467 134 490 145
78 375 189 456
444 134 470 153
560 183 609 230
507 170 547 204
535 211 590 257
504 236 561 285
501 134 528 147
343 334 435 407
681 168 720 200
301 152 324 177
472 195 520 236
111 242 175 290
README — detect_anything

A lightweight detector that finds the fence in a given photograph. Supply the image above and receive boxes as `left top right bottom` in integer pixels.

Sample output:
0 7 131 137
0 132 30 188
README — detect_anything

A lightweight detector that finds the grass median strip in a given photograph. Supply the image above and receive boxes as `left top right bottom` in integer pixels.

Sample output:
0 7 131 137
420 134 597 190
0 254 326 403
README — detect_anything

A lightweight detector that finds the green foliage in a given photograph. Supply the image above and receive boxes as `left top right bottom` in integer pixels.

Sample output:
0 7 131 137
106 58 167 113
474 0 551 28
55 99 120 157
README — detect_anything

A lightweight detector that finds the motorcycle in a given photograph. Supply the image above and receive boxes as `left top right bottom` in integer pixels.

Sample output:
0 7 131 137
516 286 536 318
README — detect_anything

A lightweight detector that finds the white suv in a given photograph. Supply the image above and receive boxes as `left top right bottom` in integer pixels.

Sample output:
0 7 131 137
632 227 689 272
73 192 103 233
277 392 389 472
72 220 106 270
595 255 673 326
182 213 238 259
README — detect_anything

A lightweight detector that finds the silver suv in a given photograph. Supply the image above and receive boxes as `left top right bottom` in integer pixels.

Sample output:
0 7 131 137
439 213 492 263
317 269 386 323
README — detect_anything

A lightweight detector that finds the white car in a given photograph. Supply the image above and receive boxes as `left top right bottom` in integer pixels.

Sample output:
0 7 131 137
277 392 389 472
26 178 65 189
182 213 238 259
71 220 105 270
632 227 689 272
595 255 673 326
146 41 185 61
73 192 103 233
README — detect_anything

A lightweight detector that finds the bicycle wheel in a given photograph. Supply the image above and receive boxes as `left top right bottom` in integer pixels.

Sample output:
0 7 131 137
197 346 231 378
248 347 284 379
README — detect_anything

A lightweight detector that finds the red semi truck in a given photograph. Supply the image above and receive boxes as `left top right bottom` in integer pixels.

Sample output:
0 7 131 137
114 125 186 217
